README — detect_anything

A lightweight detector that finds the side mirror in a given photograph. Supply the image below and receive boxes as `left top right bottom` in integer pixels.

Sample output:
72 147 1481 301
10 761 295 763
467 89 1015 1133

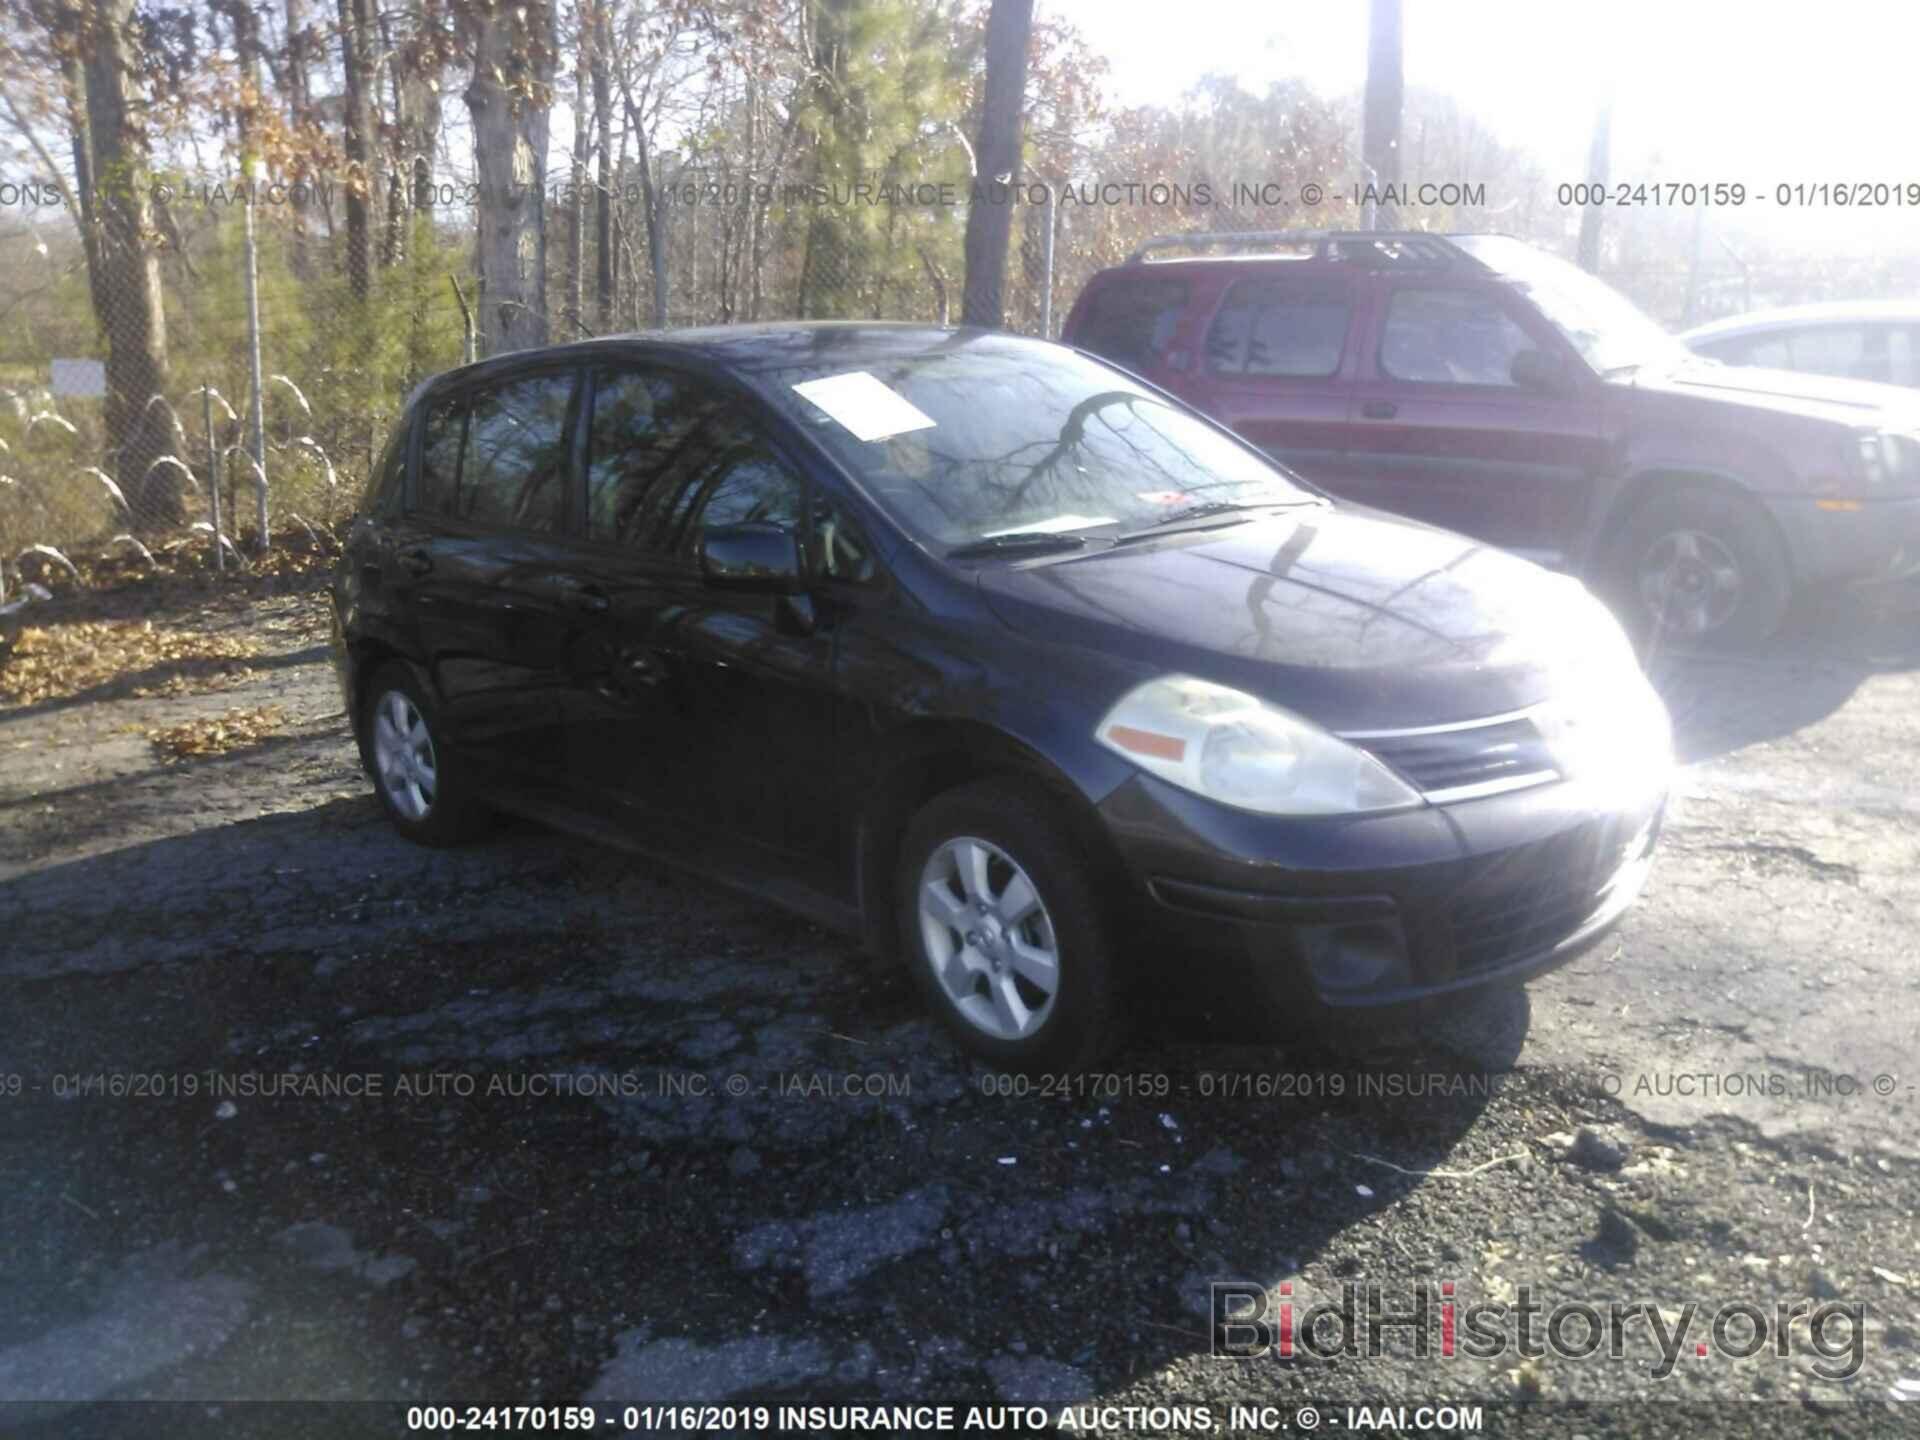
1510 348 1574 394
698 522 803 592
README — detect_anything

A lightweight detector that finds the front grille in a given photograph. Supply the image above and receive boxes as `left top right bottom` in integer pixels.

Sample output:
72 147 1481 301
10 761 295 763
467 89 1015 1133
1347 713 1558 801
1446 818 1642 974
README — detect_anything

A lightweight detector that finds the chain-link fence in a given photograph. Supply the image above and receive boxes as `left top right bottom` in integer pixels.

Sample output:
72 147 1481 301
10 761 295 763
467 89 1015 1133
3 168 1915 581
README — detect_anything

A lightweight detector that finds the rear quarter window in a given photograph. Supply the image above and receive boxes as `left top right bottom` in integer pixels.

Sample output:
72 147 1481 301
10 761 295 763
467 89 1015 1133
363 412 411 516
1074 276 1190 372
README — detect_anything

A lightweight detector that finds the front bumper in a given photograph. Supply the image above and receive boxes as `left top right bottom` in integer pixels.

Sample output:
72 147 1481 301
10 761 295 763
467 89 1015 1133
1099 770 1667 1032
1766 494 1920 586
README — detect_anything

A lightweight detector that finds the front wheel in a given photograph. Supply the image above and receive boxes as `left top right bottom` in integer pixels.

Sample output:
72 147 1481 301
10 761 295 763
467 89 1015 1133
1601 488 1792 649
895 778 1126 1072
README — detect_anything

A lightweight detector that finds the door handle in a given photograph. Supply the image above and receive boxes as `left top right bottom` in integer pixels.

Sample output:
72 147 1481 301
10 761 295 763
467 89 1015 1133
568 584 611 614
398 547 433 576
1361 400 1398 420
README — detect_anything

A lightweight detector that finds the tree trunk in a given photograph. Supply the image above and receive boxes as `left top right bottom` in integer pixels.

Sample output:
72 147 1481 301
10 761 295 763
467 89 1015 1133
960 0 1033 329
1362 0 1403 227
380 5 408 268
337 0 377 298
281 0 315 276
58 51 110 338
564 9 589 337
616 79 666 329
590 5 615 329
82 0 175 529
465 0 554 353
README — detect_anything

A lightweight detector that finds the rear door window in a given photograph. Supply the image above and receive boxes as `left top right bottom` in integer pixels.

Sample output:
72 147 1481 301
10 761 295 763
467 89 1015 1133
1206 278 1351 377
1380 288 1535 386
414 374 575 532
1076 277 1189 372
459 373 576 533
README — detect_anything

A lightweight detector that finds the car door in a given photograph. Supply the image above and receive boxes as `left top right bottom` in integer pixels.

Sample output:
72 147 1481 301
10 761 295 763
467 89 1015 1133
390 367 584 782
555 361 840 886
1187 272 1360 488
1339 280 1607 560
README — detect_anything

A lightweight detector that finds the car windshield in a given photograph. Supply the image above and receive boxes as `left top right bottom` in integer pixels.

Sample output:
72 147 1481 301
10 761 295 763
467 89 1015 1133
1454 235 1690 377
756 337 1312 550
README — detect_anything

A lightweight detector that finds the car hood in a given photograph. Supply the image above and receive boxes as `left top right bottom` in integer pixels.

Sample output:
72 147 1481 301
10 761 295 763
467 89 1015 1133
1634 360 1920 428
976 507 1618 733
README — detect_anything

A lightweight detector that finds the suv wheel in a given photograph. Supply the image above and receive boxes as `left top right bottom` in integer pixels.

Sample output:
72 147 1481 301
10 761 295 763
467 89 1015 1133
363 662 485 845
1603 488 1791 648
896 779 1126 1072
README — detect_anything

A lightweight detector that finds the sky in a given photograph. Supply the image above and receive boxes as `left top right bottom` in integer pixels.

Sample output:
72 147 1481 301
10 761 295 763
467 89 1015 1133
1038 0 1920 249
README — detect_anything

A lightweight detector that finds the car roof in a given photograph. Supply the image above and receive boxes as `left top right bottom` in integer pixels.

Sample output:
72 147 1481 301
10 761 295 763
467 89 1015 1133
1681 301 1920 343
411 321 1035 401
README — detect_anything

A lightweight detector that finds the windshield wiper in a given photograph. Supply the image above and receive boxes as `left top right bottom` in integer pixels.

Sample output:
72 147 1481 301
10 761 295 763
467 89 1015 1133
1113 500 1302 543
946 532 1090 560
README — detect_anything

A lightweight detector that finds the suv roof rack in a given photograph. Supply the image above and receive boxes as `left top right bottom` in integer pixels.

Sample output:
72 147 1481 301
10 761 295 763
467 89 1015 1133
1124 229 1485 268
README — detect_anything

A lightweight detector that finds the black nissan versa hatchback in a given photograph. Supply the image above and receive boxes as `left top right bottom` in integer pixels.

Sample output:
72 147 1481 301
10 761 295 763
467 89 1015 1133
330 323 1672 1070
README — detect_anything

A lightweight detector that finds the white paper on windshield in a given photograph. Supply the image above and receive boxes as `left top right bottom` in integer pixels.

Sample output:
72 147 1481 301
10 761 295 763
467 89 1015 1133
791 371 936 442
983 513 1116 537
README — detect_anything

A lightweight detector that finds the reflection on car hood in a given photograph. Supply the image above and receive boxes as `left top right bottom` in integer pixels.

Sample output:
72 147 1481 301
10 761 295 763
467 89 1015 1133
1639 361 1920 426
976 508 1606 732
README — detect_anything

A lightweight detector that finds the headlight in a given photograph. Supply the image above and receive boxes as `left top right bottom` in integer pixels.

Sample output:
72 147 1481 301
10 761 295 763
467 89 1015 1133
1095 676 1422 816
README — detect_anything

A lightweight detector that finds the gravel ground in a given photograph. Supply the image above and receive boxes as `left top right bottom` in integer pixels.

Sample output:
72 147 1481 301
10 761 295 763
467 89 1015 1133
2 564 1918 1439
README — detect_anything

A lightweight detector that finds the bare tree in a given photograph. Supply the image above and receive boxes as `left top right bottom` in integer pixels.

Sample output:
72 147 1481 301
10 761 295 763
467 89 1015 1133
960 0 1032 328
463 0 555 352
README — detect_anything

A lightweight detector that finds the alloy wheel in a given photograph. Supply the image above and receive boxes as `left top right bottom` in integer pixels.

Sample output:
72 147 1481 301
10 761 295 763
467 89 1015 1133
1638 527 1743 639
917 836 1060 1042
372 689 438 821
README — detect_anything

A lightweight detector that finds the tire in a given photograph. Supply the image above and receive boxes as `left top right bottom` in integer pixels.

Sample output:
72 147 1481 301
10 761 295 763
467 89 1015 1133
361 661 487 846
1600 487 1792 649
895 777 1127 1072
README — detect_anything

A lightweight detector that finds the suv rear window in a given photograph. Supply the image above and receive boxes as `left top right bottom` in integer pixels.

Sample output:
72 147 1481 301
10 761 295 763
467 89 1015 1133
1205 278 1351 378
1076 277 1189 372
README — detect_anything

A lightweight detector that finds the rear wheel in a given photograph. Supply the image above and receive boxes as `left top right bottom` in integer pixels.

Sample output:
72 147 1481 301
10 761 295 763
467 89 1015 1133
896 778 1126 1072
362 662 486 845
1602 487 1791 648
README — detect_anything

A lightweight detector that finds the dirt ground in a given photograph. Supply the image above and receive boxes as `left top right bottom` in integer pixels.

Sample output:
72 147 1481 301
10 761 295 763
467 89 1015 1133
2 552 1918 1439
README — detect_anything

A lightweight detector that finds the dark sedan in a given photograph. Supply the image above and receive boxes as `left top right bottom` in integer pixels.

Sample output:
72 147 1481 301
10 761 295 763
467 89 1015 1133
330 324 1671 1069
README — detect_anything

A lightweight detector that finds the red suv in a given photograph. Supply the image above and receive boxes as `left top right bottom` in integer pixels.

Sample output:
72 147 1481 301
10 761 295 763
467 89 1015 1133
1062 231 1920 645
